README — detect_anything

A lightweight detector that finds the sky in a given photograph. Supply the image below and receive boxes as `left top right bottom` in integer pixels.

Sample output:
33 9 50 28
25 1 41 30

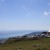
0 0 50 31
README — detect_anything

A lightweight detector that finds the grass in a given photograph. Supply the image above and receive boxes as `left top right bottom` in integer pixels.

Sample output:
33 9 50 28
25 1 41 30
0 38 50 50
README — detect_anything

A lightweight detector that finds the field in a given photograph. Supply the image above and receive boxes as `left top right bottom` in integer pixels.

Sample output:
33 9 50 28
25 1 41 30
0 38 50 50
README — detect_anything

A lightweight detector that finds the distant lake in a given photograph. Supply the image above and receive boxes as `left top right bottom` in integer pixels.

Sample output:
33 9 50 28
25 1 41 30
0 30 46 39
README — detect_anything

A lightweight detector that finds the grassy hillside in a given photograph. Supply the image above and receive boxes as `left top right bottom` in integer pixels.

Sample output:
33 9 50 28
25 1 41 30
0 38 50 50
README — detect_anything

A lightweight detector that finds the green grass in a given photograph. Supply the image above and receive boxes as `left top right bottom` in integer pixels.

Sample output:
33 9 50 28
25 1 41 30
0 38 50 50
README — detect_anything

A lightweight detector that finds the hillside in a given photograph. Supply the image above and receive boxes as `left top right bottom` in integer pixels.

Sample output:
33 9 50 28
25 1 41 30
0 38 50 50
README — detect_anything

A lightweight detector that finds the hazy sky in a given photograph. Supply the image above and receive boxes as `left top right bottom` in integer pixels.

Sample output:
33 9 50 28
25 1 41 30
0 0 50 31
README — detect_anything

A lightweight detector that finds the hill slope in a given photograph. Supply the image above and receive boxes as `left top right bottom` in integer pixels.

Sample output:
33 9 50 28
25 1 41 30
0 38 50 50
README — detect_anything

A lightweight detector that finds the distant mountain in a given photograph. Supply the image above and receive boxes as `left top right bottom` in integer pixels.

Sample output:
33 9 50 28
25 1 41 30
24 32 43 36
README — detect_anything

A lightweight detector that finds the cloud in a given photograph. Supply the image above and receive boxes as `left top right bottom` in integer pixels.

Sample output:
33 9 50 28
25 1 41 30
44 3 50 16
48 3 50 5
44 11 50 16
44 11 48 16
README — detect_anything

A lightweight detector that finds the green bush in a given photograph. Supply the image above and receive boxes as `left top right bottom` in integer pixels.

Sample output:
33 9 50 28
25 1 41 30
36 48 48 50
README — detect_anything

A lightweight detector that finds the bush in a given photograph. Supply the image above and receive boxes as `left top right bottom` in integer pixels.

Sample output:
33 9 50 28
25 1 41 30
36 48 48 50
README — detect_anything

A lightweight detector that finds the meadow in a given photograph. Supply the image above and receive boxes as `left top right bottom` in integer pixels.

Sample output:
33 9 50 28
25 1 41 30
0 38 50 50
